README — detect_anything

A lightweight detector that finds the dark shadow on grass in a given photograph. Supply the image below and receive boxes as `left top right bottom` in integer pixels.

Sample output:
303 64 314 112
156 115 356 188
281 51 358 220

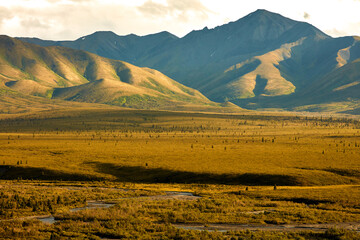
282 198 332 205
87 162 301 186
0 165 103 181
0 163 303 185
322 168 360 178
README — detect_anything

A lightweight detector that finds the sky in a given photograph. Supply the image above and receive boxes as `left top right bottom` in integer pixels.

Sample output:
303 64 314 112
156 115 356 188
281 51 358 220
0 0 359 40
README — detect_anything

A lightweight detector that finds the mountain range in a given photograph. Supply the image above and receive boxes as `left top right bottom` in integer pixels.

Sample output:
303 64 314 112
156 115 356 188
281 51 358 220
0 35 235 113
8 9 360 113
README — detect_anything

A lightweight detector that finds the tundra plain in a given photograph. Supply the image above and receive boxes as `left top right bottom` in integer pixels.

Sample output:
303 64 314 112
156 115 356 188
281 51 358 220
0 108 360 239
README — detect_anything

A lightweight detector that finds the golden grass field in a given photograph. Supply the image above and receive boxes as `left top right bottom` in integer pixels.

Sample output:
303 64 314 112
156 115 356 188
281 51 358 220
0 108 360 239
0 108 359 186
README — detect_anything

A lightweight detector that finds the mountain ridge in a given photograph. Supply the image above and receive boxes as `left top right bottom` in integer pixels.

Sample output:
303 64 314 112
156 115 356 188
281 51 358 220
1 35 238 112
14 9 360 113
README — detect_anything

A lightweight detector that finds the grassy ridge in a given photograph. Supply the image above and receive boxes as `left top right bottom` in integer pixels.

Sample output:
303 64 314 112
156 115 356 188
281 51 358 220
0 35 224 111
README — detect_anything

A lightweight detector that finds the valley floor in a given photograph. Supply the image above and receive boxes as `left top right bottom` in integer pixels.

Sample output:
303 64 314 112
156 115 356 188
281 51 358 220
0 108 359 239
0 182 360 239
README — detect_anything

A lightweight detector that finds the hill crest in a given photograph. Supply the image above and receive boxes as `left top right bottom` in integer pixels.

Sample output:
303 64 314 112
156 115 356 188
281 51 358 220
0 35 225 111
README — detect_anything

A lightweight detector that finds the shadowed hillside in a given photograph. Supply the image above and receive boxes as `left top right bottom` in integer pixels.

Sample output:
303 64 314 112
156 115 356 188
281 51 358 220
19 31 178 64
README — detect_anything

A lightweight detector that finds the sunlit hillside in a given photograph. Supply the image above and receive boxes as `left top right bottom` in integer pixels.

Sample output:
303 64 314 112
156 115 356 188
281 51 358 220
0 35 233 111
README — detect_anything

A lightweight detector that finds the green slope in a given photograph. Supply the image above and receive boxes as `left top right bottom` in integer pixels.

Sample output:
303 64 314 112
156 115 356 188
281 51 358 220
0 35 235 111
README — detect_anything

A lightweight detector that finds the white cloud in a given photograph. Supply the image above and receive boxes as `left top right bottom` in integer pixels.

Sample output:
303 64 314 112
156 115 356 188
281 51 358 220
20 18 51 29
0 3 142 40
0 0 359 40
325 28 349 37
0 7 13 26
134 0 215 35
303 12 310 19
138 0 212 21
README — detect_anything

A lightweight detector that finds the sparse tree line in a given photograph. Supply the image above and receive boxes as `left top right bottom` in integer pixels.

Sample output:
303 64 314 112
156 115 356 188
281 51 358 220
1 112 359 134
0 192 86 215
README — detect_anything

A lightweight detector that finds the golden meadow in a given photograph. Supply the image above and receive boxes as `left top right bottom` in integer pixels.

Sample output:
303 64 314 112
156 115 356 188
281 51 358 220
0 108 360 239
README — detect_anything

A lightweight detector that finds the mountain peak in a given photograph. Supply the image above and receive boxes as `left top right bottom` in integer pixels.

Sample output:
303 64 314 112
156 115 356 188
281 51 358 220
225 9 298 42
228 9 328 42
75 31 119 41
93 31 116 35
241 9 295 24
143 31 179 40
250 9 273 15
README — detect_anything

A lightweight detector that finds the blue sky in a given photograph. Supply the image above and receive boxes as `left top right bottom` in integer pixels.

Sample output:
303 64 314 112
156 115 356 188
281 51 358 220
0 0 359 40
